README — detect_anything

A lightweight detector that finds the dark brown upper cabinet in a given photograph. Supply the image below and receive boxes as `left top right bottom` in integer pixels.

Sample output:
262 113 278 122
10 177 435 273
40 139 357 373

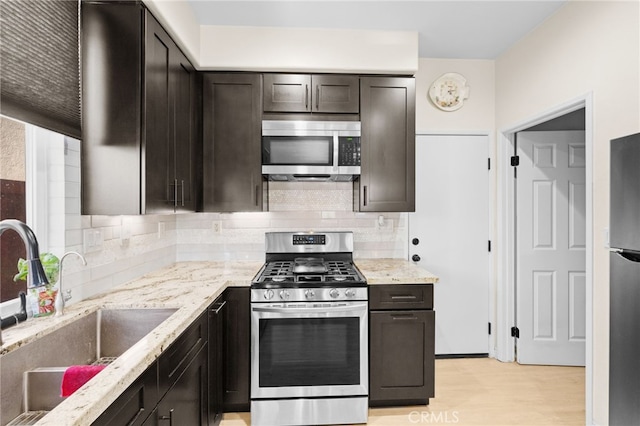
81 2 198 215
357 76 416 212
202 73 264 212
263 74 359 114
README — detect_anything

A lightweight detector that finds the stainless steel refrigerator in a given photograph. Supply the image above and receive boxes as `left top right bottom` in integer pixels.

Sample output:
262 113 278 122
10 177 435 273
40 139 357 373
609 132 640 425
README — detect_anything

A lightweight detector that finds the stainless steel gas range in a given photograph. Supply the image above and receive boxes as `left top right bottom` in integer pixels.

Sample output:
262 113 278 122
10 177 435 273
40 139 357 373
250 231 368 426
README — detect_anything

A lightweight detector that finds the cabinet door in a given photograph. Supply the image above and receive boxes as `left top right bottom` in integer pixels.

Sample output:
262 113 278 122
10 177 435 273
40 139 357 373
81 1 143 215
263 74 311 112
359 77 415 212
171 48 196 212
155 344 209 426
159 311 207 396
223 287 251 412
144 11 174 213
369 310 434 406
92 362 158 426
203 73 263 212
312 75 359 113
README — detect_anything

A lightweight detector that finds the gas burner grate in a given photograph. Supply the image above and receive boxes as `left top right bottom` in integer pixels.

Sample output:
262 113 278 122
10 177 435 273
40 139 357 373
325 261 357 276
262 261 293 277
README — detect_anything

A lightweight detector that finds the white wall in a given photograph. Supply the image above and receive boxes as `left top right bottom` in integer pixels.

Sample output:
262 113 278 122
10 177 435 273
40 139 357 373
142 0 201 66
495 1 640 424
143 0 418 74
415 58 495 133
198 25 418 74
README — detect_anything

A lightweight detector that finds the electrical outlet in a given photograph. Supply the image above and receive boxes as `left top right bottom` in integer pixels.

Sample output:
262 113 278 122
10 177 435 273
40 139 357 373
83 229 103 253
212 221 222 233
120 222 131 247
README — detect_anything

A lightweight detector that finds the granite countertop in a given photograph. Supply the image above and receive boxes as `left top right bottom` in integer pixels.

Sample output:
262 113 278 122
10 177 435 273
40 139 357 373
1 261 263 426
0 258 437 425
356 258 439 284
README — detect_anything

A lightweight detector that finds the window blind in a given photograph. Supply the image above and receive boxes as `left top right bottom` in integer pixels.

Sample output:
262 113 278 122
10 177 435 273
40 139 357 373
0 0 81 138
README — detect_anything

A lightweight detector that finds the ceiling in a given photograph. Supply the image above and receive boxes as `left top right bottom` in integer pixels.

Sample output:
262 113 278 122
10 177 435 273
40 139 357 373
186 0 567 59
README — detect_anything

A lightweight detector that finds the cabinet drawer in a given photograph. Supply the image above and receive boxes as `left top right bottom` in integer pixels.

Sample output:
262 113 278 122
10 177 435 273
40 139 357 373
369 284 433 310
92 362 158 426
159 311 207 395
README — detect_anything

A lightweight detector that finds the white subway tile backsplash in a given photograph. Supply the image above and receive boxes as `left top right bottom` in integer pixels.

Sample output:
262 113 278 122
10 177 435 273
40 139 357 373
62 186 407 305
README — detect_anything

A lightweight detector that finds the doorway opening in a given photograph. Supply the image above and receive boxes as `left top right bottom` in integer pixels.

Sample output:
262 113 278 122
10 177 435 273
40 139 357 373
497 94 593 421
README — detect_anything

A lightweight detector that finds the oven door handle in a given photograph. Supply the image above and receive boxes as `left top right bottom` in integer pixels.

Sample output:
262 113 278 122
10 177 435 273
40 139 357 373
252 303 368 314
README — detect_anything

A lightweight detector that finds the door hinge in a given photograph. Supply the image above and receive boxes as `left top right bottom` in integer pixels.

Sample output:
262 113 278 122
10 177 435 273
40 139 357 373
488 240 492 252
488 322 492 335
488 158 491 170
511 326 520 338
510 155 520 167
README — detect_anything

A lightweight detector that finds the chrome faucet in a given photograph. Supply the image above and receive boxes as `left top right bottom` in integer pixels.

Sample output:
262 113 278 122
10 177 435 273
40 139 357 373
0 219 49 346
54 251 87 317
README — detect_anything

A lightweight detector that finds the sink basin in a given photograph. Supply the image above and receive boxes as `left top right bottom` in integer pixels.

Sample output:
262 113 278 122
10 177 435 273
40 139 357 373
1 308 177 426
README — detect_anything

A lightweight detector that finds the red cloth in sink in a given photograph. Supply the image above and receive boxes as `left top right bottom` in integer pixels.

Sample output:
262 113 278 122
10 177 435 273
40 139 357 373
60 365 106 397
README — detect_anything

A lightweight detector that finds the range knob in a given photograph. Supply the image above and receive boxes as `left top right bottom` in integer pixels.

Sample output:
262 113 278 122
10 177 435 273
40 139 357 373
264 289 274 300
345 288 357 298
305 289 316 300
329 288 340 299
412 254 421 262
279 290 290 301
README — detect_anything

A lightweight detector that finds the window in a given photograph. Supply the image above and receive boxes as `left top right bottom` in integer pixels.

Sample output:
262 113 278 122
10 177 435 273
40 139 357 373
0 116 80 310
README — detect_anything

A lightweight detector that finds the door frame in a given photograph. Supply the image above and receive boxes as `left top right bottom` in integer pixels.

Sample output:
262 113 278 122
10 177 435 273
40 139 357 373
495 93 593 420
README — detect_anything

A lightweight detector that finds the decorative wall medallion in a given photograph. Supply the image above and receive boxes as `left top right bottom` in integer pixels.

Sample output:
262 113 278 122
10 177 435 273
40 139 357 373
429 73 470 111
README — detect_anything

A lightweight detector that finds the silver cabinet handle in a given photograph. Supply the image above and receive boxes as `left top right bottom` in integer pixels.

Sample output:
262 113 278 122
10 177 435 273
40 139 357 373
363 186 367 207
391 295 418 300
181 179 185 207
316 84 319 109
391 314 418 321
160 408 174 425
305 84 309 109
173 178 178 207
211 300 226 315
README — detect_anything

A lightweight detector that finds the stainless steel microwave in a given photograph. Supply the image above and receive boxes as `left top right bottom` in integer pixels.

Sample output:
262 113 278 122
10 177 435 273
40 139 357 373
261 120 361 182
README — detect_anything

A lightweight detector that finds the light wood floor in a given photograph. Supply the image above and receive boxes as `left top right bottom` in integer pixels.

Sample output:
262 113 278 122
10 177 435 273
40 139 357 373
221 358 585 425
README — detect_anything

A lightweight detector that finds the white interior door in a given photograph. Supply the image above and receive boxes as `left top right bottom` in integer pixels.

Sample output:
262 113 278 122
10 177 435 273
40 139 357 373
516 130 586 366
409 134 490 355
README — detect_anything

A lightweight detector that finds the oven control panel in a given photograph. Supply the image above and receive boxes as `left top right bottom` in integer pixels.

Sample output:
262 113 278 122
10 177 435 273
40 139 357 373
252 287 367 302
293 234 326 245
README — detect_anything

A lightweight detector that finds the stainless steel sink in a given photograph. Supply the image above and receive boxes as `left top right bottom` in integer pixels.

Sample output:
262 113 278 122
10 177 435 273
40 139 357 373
1 308 177 426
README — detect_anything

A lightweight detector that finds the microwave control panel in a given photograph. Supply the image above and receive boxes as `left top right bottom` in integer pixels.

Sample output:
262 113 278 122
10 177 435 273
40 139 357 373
338 137 361 166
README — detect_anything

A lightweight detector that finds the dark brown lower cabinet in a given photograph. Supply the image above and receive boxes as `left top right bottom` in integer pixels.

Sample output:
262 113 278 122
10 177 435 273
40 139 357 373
92 362 158 426
369 284 435 406
149 344 209 426
222 287 251 412
93 312 208 425
93 288 252 424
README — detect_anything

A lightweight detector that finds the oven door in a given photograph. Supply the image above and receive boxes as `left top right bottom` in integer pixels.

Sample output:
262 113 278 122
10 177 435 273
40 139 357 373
251 301 368 399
